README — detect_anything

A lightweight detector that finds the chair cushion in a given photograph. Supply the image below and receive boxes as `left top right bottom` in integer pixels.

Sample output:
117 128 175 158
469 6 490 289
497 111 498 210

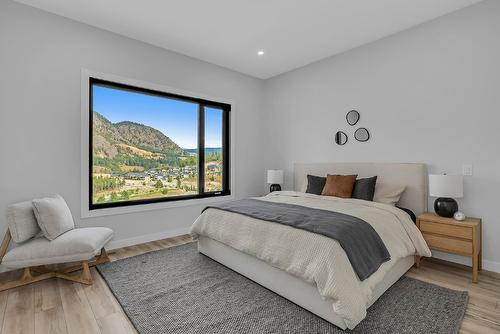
32 195 75 240
6 201 41 243
2 227 113 269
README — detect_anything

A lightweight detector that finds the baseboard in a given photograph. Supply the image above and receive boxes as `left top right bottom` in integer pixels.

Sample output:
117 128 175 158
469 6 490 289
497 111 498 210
432 251 500 274
105 226 192 251
482 259 500 273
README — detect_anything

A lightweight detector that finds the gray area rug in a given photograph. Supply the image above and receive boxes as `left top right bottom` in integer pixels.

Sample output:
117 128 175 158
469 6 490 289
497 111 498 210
97 243 468 334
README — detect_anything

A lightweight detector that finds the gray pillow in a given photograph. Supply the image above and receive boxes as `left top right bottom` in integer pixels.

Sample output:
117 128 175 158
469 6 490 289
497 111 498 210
351 176 378 201
305 175 326 195
6 201 41 243
32 195 75 241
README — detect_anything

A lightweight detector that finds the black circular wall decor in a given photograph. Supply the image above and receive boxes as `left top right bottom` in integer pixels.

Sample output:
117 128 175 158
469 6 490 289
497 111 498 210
346 110 360 126
335 131 348 145
354 128 370 142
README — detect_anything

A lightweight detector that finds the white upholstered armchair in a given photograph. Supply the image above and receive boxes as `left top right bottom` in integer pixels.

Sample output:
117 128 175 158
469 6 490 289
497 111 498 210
0 196 113 291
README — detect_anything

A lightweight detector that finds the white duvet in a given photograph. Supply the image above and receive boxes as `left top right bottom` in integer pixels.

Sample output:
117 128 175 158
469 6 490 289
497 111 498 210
190 191 431 329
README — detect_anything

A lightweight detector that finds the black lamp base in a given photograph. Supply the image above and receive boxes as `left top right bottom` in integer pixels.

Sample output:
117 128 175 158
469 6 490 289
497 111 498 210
434 197 458 218
270 184 281 192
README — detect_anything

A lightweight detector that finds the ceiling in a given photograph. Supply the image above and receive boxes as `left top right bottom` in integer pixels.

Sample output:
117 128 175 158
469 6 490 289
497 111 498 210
15 0 482 79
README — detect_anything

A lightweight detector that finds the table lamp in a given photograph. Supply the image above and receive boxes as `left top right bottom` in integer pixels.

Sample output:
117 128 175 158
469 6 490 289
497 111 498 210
429 174 463 218
267 170 283 192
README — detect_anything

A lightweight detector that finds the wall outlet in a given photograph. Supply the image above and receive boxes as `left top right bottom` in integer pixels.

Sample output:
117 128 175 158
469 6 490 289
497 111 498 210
462 164 473 176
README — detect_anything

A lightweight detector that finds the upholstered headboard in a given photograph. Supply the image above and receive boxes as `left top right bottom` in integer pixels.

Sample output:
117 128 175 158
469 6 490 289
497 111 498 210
294 162 428 215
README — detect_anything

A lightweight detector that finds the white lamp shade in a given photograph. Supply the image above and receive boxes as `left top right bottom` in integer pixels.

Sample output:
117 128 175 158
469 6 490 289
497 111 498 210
267 170 283 184
429 174 463 198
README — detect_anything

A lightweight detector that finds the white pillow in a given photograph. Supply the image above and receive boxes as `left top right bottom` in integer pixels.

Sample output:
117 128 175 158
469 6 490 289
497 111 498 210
32 195 75 241
6 201 41 243
373 184 406 206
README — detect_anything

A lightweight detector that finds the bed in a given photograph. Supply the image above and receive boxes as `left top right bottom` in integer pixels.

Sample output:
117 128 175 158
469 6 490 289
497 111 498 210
191 162 431 329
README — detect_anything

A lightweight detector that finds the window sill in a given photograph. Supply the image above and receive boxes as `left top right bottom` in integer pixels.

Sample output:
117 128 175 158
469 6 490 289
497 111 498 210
81 194 234 219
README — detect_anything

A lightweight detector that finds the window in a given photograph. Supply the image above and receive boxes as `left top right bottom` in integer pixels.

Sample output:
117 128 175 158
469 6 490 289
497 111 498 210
89 78 230 210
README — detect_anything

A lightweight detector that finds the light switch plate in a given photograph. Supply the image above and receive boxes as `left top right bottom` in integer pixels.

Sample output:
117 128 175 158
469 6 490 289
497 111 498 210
462 164 473 176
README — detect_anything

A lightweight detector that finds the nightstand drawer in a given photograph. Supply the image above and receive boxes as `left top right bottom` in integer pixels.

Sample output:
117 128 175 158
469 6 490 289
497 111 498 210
422 233 472 255
419 221 472 240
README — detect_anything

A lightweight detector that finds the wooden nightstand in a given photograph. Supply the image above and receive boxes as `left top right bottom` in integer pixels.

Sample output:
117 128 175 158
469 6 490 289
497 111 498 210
415 212 482 283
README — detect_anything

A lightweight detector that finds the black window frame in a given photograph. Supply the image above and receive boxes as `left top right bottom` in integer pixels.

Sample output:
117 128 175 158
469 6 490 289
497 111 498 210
89 77 231 210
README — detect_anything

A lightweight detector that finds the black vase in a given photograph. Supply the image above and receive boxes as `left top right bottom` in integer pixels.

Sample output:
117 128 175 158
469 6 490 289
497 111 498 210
269 184 281 192
434 197 458 218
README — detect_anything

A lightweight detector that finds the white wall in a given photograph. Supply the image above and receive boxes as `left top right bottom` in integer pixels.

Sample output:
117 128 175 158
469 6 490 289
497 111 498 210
1 0 499 272
263 0 500 272
0 1 266 251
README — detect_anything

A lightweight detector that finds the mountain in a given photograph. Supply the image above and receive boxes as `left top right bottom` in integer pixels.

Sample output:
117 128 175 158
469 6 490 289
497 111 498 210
92 111 184 159
93 111 123 143
115 121 184 154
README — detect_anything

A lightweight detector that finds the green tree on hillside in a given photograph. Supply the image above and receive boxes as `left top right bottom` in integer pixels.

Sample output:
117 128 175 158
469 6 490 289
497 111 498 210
121 190 129 200
206 151 221 162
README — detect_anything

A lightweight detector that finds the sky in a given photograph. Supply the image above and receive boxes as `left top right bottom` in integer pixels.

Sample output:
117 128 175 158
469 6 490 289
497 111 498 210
92 85 222 149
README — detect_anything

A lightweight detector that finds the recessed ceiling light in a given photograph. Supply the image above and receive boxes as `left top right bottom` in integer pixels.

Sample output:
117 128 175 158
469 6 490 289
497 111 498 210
257 50 264 56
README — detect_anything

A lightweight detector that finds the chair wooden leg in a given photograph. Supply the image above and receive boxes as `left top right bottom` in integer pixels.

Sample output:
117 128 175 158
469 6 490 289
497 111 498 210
62 248 110 274
0 248 107 291
31 265 52 274
56 260 93 285
0 267 56 292
81 261 92 284
21 267 32 281
0 230 12 263
97 248 110 263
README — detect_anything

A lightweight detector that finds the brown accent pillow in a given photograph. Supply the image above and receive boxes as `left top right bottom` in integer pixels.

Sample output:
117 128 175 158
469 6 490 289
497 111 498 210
321 174 358 198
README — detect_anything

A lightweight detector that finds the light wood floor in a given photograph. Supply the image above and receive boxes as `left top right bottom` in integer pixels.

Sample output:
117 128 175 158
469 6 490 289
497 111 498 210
0 234 498 334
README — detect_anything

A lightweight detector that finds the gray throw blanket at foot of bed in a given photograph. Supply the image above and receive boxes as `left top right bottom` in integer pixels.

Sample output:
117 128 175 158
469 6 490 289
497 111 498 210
203 199 390 280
